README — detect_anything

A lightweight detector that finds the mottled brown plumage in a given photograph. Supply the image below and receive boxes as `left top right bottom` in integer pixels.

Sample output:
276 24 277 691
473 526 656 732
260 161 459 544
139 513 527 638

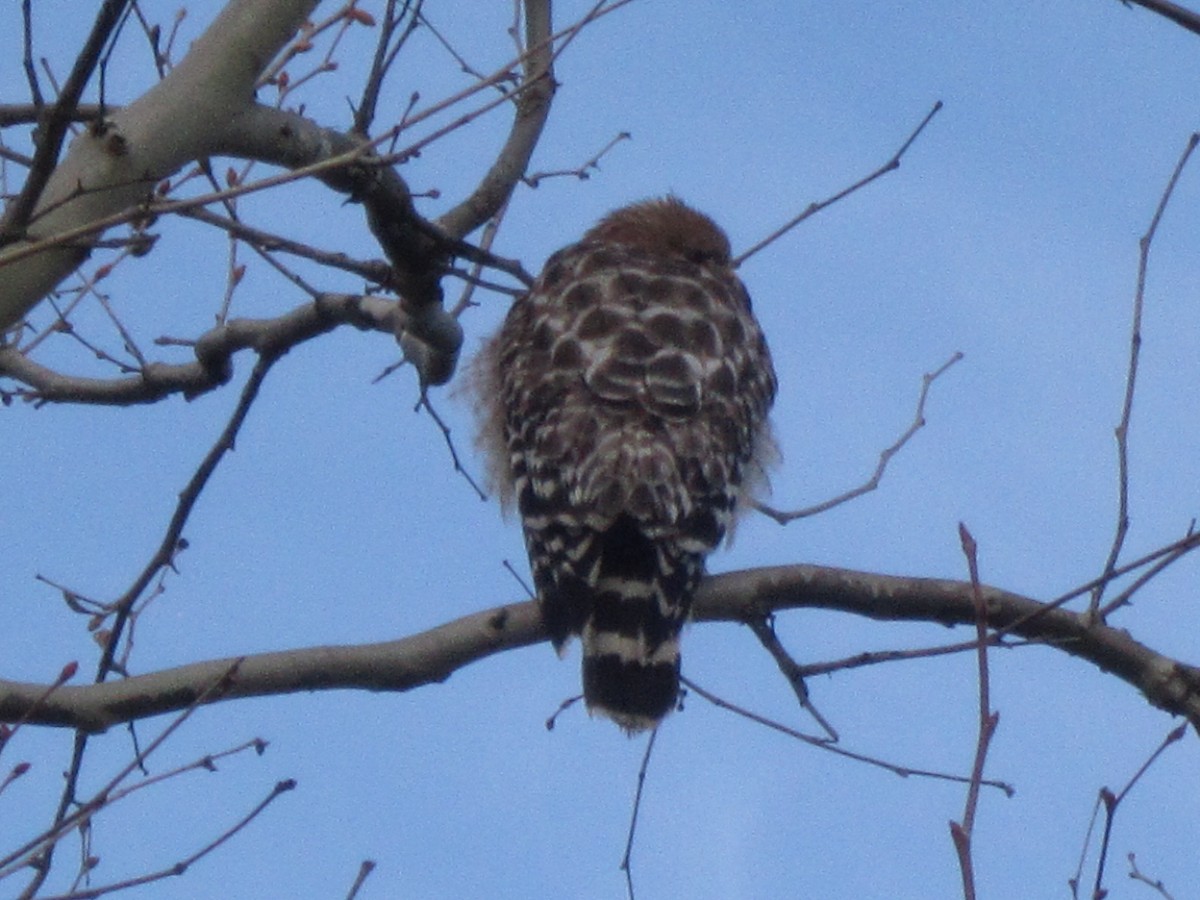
473 197 776 731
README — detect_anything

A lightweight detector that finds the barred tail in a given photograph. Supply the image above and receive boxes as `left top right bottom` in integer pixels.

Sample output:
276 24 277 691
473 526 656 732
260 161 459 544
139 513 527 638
581 623 681 733
575 515 699 732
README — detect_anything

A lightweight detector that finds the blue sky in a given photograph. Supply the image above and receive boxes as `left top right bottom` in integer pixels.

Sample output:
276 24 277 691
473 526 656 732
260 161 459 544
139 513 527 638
4 1 1200 897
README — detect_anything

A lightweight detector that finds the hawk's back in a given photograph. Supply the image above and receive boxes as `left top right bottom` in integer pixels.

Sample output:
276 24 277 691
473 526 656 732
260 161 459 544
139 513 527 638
475 198 776 731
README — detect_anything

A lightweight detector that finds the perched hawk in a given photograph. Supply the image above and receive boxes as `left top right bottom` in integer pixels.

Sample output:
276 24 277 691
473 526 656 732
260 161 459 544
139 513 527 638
473 197 776 732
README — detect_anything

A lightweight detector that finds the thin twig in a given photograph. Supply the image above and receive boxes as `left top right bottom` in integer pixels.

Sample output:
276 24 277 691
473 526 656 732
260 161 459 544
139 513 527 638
449 195 512 317
356 0 422 136
790 636 1016 680
544 694 583 730
255 3 366 90
620 728 657 900
15 354 276 896
948 524 1000 900
344 860 378 900
1127 852 1175 900
104 737 269 804
21 0 44 108
0 761 32 800
1097 532 1196 619
733 100 942 267
523 131 631 187
1 661 245 888
415 391 488 500
993 527 1200 643
1089 724 1187 898
96 352 278 680
1069 793 1104 900
129 2 170 79
746 616 837 741
757 350 962 523
35 779 297 900
682 676 1013 796
1091 132 1199 619
0 142 379 272
419 8 499 85
501 559 536 600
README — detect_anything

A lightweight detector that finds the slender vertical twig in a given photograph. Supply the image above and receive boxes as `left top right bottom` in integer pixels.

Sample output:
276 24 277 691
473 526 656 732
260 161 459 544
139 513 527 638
620 727 657 900
1092 133 1199 618
949 524 1000 900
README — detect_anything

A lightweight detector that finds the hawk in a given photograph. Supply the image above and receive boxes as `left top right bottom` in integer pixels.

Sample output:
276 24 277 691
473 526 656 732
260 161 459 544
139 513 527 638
473 197 776 732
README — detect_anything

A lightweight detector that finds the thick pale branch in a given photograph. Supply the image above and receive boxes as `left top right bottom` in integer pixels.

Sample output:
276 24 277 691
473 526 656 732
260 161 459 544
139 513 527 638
0 0 322 329
0 602 544 732
0 1 600 391
3 565 1198 733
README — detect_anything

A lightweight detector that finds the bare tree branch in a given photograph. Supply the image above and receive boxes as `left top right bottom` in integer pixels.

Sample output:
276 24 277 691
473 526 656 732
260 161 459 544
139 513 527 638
733 99 942 268
523 130 630 187
949 525 1000 900
354 1 422 137
0 0 133 244
620 727 656 900
1118 0 1200 37
1091 131 1199 618
1075 723 1188 898
756 351 962 524
681 675 1013 794
0 0 323 329
0 293 397 406
1126 852 1176 900
343 859 378 900
0 104 103 127
434 0 552 238
4 661 245 896
28 778 295 900
3 563 1199 733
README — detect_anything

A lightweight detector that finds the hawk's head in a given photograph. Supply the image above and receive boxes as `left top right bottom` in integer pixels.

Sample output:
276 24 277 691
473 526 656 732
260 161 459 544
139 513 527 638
583 196 732 267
